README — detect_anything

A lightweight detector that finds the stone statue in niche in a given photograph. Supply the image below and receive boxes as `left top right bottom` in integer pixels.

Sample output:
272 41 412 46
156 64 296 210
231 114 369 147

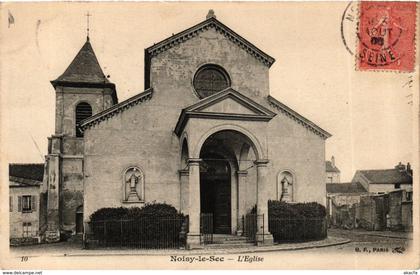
279 171 293 202
124 167 143 202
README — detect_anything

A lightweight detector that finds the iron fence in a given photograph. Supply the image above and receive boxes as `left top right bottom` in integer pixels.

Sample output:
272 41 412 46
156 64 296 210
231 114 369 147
268 217 327 243
243 213 264 244
84 216 188 249
200 213 213 244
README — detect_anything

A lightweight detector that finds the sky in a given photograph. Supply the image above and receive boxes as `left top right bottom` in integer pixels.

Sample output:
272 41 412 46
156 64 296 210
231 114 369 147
1 2 417 182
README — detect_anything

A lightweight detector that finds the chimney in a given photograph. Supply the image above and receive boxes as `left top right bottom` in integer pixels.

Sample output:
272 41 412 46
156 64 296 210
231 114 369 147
331 156 335 167
395 162 405 172
407 162 412 176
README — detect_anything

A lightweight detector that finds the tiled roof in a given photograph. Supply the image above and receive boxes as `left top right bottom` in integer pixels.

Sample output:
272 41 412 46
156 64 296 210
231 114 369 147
52 39 110 85
326 182 367 194
9 164 44 182
326 161 340 173
358 169 412 184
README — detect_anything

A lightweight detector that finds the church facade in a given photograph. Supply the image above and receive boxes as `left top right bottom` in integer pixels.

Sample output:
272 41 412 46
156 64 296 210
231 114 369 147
43 12 331 247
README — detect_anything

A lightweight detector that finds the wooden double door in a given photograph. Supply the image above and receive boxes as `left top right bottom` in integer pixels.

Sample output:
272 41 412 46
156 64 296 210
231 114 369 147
200 159 231 234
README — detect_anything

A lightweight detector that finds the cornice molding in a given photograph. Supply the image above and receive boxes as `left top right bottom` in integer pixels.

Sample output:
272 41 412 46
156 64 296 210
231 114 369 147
81 88 153 131
267 95 332 140
146 18 275 68
174 88 276 136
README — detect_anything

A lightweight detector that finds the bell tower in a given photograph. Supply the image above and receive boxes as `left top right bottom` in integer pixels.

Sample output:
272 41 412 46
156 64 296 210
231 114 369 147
44 36 118 242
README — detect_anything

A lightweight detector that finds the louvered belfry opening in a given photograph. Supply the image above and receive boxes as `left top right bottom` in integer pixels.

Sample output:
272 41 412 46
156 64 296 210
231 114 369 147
193 65 230 99
75 102 93 137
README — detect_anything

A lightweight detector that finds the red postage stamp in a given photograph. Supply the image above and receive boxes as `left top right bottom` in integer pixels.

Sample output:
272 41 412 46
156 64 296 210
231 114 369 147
357 1 417 72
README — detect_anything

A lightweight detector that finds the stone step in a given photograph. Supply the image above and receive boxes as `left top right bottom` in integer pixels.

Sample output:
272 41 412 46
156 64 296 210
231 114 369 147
205 243 256 249
212 235 248 241
212 240 253 244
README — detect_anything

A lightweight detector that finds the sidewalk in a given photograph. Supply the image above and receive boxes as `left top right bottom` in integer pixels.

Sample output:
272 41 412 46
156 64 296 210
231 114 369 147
10 236 350 257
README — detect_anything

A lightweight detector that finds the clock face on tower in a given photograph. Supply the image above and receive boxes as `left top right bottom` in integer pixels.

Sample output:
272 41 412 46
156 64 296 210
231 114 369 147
193 64 230 99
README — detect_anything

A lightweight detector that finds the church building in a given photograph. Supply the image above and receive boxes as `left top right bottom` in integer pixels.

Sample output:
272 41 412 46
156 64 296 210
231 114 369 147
43 11 331 247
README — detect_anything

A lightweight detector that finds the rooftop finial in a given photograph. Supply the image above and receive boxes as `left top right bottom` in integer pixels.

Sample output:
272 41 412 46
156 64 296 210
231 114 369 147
85 11 92 41
206 9 216 19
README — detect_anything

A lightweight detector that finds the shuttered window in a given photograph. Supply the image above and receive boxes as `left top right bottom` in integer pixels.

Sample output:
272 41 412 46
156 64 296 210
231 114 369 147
75 102 93 137
18 195 36 212
9 196 12 212
18 196 22 212
22 195 32 212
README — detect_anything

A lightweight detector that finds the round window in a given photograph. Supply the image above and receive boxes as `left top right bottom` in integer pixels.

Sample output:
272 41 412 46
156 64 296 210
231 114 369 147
193 65 230 98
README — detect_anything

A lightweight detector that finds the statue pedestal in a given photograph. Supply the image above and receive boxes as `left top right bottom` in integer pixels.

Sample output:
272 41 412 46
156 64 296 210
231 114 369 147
126 191 140 202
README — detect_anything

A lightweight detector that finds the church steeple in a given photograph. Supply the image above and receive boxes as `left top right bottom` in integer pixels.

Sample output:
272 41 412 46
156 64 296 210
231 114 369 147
50 36 118 138
51 39 110 85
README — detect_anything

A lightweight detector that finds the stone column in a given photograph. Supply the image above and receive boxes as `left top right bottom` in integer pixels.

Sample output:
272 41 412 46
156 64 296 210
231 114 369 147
186 158 202 249
236 170 248 236
178 169 189 214
255 159 273 245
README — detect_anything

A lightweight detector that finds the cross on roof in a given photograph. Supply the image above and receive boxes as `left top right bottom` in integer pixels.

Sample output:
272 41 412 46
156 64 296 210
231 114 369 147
85 11 91 41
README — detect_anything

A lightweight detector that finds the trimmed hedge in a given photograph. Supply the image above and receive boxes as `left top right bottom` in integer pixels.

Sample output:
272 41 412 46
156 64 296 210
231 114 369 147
88 203 186 248
90 203 180 222
268 200 327 243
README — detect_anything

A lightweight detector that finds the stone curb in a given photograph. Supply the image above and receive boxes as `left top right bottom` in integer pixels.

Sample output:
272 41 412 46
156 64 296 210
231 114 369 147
28 237 351 257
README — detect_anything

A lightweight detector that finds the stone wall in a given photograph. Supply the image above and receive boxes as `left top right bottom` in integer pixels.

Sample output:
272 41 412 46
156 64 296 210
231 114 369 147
369 183 412 193
55 86 114 136
47 85 115 236
388 190 403 230
401 201 413 231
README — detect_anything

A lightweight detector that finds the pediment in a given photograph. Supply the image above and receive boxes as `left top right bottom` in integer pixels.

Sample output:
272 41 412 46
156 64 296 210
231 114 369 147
146 17 275 68
174 88 276 136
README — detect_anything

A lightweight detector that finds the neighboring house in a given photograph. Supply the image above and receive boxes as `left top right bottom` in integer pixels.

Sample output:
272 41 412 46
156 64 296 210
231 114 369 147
326 156 340 183
26 11 332 247
352 162 413 193
9 164 45 244
326 182 367 228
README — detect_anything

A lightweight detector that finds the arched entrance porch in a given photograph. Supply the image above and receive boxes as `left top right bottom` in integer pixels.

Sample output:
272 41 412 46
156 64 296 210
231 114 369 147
184 126 273 248
198 130 258 235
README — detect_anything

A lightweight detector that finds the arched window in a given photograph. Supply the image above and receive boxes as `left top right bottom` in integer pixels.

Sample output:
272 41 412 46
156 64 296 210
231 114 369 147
75 102 92 137
193 65 230 98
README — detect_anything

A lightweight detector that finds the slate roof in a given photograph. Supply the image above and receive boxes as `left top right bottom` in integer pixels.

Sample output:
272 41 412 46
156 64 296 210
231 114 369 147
9 164 44 186
326 182 367 194
357 169 412 184
51 38 118 103
52 39 109 84
326 160 340 173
